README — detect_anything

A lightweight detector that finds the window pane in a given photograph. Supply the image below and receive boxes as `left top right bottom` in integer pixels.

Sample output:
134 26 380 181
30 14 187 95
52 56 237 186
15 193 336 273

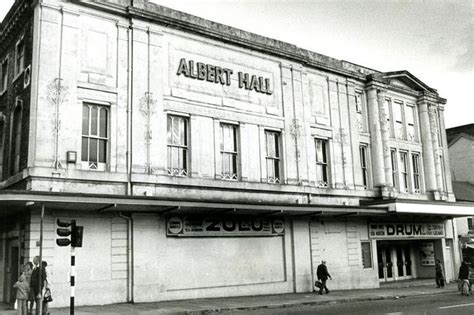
182 118 187 146
89 138 98 163
231 154 237 174
181 148 187 170
81 138 88 161
316 140 322 161
274 134 280 157
172 118 180 145
82 105 89 136
99 139 106 163
232 127 237 152
321 141 327 163
99 108 107 138
267 159 274 178
167 116 172 144
274 160 280 179
91 106 98 136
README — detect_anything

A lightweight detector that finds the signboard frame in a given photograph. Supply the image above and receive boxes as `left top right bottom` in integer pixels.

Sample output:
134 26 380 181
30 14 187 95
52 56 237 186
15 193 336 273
368 223 445 239
167 215 285 237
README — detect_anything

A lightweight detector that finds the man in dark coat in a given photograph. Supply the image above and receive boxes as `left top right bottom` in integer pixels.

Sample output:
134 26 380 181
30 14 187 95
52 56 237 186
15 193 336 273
30 256 47 315
316 260 332 295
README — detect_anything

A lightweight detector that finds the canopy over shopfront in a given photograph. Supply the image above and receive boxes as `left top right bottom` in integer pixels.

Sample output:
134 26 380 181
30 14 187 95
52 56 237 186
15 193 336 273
0 190 390 217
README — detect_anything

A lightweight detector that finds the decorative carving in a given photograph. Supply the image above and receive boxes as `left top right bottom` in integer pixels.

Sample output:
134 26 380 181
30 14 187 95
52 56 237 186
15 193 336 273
334 127 348 145
139 92 157 174
47 78 68 169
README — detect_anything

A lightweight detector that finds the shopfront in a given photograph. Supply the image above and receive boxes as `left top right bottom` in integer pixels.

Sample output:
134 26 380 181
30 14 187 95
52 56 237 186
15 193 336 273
370 222 446 282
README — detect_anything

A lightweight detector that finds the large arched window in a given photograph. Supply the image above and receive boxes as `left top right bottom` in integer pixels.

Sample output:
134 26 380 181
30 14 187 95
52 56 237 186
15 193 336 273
10 100 22 175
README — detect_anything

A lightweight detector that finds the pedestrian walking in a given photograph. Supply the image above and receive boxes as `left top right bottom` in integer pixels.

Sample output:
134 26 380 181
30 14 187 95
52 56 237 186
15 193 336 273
31 256 47 315
435 259 445 288
458 261 470 296
41 261 51 315
13 274 29 315
316 260 332 295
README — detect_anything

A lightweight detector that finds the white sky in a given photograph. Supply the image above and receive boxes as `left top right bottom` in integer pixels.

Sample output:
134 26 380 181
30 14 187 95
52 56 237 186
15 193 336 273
1 0 472 128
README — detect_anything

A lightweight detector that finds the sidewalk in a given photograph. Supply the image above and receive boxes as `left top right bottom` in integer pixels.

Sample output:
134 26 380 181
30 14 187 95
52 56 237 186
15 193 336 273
0 280 460 314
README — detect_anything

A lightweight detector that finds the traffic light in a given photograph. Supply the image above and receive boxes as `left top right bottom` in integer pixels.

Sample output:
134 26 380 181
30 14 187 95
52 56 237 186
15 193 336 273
71 225 83 247
56 219 83 248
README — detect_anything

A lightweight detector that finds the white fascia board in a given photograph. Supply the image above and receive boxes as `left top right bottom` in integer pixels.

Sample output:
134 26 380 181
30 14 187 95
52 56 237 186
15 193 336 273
395 202 474 216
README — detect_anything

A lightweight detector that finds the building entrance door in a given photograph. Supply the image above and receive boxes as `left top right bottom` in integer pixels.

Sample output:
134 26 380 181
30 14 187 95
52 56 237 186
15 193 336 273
378 243 413 282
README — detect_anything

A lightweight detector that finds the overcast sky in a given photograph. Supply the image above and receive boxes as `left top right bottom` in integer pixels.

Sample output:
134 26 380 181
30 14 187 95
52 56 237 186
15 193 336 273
1 0 472 128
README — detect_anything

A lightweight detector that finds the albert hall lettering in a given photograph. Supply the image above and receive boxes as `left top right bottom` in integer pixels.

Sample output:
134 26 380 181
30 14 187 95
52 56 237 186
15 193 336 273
176 58 273 95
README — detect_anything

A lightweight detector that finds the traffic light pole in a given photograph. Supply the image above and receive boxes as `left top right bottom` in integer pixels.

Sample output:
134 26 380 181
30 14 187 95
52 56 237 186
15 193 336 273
56 219 83 315
70 246 76 315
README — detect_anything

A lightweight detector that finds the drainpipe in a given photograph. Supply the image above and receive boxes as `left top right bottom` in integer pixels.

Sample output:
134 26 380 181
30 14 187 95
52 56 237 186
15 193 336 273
126 16 133 196
121 12 135 303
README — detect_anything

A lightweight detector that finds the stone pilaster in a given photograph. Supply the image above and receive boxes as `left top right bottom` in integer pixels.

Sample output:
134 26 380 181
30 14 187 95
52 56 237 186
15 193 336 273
417 95 437 193
377 89 393 189
428 104 444 192
438 103 454 199
365 84 385 188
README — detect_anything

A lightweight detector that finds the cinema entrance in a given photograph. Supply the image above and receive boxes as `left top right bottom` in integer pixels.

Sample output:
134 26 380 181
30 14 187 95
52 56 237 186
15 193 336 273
369 222 446 283
377 242 414 282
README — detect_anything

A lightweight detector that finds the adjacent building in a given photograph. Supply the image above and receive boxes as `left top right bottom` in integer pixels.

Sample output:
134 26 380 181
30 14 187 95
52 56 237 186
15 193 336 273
446 124 474 262
1 0 473 308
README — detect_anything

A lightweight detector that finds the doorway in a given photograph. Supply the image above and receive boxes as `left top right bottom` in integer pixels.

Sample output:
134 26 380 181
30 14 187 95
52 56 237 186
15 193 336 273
377 243 413 282
3 239 20 304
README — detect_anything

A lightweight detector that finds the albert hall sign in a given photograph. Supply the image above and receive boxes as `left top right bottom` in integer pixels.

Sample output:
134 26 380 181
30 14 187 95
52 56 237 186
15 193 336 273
176 58 273 95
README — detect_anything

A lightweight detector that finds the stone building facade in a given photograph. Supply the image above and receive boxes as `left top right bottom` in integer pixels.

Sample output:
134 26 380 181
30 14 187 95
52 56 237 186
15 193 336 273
1 0 473 308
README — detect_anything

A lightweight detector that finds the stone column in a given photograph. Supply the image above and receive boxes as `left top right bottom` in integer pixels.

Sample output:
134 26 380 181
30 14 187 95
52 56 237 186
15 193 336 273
438 104 454 198
377 90 393 188
417 96 437 192
428 104 444 192
366 85 385 188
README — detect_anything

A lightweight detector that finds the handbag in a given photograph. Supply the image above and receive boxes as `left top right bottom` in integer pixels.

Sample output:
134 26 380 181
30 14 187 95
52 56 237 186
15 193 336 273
315 280 323 288
43 288 53 303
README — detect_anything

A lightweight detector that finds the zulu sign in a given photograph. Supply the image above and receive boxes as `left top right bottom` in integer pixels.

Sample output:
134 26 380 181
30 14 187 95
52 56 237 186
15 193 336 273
369 223 445 239
167 215 285 237
176 58 273 95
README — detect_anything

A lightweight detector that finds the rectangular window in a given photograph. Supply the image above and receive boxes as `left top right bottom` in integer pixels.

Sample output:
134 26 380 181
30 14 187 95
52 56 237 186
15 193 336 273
315 139 329 187
359 144 369 189
81 103 108 169
399 151 409 192
220 123 238 180
1 58 7 92
393 101 404 139
411 153 421 193
406 104 417 142
361 241 372 268
468 218 473 231
167 115 188 176
15 38 25 76
265 130 281 183
355 91 366 133
390 148 398 188
383 98 392 137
